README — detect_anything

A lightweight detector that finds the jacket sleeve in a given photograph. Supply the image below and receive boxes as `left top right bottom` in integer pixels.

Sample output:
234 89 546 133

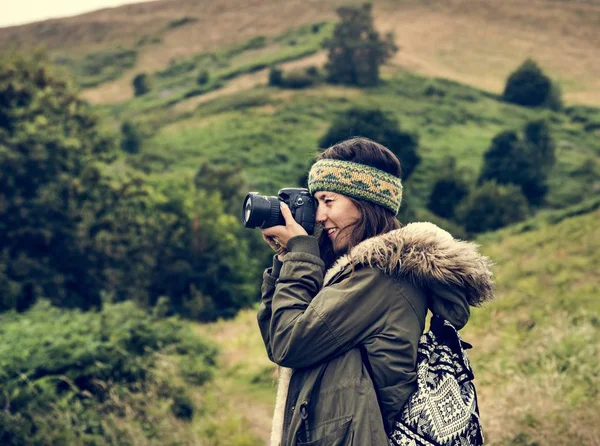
257 255 283 362
265 235 394 369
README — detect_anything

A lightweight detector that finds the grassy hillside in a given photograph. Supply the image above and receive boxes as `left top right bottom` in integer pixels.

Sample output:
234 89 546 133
1 0 599 105
194 205 600 446
109 71 600 223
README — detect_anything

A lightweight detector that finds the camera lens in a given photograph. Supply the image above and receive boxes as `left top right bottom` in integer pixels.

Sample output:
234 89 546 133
241 192 283 228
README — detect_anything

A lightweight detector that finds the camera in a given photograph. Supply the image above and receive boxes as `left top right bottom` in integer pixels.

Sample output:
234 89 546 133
242 188 316 234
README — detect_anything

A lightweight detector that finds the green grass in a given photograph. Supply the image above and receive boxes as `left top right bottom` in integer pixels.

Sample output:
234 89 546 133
463 208 600 445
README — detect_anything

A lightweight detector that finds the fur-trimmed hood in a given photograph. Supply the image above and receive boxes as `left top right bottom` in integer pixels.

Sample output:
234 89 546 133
324 222 494 328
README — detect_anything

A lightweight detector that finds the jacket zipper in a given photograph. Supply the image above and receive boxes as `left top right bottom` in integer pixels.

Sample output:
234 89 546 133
300 401 310 443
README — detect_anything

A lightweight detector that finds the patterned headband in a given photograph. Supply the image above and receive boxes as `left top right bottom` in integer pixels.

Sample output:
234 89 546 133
308 159 403 215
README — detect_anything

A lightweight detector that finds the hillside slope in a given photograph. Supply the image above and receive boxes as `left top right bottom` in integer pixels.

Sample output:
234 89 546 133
1 0 599 105
195 206 600 445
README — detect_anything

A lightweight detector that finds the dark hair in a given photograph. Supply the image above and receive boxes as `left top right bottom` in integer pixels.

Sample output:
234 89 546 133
314 137 403 267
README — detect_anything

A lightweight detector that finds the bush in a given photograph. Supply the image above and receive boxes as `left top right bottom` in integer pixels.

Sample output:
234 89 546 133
132 72 152 96
323 3 397 86
0 300 218 444
120 120 142 153
268 66 283 86
458 182 530 233
281 70 317 89
428 159 470 219
479 120 556 206
197 70 210 85
319 107 420 180
503 59 563 110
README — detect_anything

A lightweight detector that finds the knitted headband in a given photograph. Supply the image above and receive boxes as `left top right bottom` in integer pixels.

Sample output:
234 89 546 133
308 159 403 215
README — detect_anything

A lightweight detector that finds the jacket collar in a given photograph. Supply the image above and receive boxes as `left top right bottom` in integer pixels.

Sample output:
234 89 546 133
323 222 494 306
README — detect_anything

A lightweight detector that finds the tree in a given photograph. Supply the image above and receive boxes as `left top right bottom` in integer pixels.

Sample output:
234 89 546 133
120 120 142 153
478 120 556 206
428 157 470 219
323 3 397 86
318 107 420 179
133 72 152 96
197 70 209 85
458 182 530 233
503 59 562 110
0 52 115 311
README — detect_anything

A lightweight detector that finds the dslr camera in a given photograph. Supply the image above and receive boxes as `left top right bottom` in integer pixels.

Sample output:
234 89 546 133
242 188 316 234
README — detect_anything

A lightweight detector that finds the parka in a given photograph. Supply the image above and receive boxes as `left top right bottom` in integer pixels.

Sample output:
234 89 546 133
257 222 494 446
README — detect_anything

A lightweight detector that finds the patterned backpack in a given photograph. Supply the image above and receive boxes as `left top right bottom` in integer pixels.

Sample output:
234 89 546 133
386 315 484 446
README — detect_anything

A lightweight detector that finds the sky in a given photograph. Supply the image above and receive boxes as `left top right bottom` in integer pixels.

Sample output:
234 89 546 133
0 0 156 28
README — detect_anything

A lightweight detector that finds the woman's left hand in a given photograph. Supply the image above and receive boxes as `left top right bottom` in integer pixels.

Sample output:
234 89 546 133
261 202 308 249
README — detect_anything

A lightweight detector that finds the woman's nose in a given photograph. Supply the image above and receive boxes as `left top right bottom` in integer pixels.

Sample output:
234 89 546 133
315 203 327 224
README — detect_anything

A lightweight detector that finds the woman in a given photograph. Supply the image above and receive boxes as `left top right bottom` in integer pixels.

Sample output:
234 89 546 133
258 137 494 445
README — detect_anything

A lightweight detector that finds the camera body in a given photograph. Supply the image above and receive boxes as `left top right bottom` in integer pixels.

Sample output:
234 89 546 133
242 188 316 234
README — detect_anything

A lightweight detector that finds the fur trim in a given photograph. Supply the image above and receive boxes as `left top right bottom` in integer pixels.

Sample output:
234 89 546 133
324 222 494 306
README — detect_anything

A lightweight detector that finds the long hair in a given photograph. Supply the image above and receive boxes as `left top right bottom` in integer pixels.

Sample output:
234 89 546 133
314 137 403 268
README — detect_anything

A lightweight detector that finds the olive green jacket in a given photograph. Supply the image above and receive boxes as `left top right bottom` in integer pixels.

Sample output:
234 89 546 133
257 222 494 446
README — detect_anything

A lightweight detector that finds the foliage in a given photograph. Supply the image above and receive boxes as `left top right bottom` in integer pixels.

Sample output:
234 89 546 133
478 120 556 206
458 181 530 233
503 59 563 110
0 300 218 444
133 73 152 96
0 52 263 320
318 107 420 179
269 67 319 89
427 157 470 219
120 120 143 153
0 51 115 311
197 69 210 85
268 66 283 86
323 3 397 86
54 48 137 88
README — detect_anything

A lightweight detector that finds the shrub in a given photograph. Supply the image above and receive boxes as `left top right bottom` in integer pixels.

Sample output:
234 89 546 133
319 107 420 179
503 59 563 110
458 182 530 233
323 3 397 86
281 70 317 89
132 72 152 96
197 70 210 85
428 159 470 219
268 66 283 86
0 300 218 443
120 120 142 154
479 120 556 206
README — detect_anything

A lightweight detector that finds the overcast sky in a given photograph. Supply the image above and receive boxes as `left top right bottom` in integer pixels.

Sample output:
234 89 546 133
1 0 156 28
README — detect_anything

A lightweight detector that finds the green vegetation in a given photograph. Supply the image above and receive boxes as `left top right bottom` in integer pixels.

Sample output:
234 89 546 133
133 72 152 96
479 119 556 206
503 59 563 110
0 52 266 319
0 300 218 445
54 47 138 88
323 3 397 86
2 8 600 444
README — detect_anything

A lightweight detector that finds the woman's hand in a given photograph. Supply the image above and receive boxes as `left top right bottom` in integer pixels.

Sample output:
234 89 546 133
261 202 308 252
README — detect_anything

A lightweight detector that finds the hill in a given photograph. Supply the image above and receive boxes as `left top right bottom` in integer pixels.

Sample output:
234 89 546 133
1 0 600 105
195 204 600 445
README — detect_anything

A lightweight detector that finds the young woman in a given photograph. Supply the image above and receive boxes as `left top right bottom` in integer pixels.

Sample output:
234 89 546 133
258 137 494 445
